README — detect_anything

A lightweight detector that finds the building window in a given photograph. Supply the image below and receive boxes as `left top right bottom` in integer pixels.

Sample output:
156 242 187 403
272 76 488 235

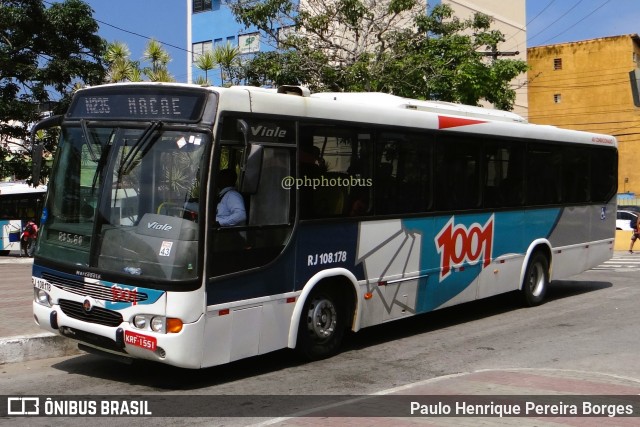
553 94 562 104
226 36 235 44
193 0 212 13
553 58 562 70
192 41 212 61
213 38 223 47
277 26 295 48
238 33 260 54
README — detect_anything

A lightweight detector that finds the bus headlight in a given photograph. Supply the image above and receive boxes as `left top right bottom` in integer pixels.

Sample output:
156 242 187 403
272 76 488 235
34 288 51 307
150 317 165 332
131 315 183 333
133 315 147 329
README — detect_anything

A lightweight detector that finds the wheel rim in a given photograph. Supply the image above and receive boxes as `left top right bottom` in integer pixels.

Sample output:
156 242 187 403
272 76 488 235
306 297 337 341
528 262 545 297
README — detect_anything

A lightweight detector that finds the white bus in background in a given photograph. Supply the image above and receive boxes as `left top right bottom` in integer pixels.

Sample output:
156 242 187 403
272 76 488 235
30 83 617 368
0 181 46 255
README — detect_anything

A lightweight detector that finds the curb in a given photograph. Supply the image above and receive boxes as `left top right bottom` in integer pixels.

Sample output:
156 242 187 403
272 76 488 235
0 333 83 365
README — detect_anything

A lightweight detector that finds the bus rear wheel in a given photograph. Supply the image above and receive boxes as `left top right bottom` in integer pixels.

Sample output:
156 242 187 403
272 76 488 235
521 251 549 307
297 288 346 360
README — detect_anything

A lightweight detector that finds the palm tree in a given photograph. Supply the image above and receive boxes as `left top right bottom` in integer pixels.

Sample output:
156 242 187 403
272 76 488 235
145 68 175 82
193 75 210 86
105 58 134 82
194 50 216 85
142 39 174 82
104 41 137 82
104 41 130 64
214 43 241 86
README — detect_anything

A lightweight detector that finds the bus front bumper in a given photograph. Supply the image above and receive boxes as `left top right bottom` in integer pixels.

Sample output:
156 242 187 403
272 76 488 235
33 301 205 369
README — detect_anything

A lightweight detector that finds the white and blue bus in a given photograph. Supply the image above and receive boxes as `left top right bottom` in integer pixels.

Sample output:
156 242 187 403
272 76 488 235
31 83 617 368
0 181 46 255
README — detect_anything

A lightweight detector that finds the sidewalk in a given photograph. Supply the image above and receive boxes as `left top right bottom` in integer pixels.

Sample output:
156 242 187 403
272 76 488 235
0 252 80 364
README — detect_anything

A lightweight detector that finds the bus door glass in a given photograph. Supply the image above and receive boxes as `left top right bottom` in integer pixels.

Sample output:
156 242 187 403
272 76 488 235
209 117 295 277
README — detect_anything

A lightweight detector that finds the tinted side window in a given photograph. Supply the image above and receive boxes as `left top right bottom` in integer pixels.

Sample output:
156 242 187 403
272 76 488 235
591 147 617 202
484 142 525 208
563 147 590 203
375 132 432 215
299 125 373 219
526 144 562 205
435 136 482 210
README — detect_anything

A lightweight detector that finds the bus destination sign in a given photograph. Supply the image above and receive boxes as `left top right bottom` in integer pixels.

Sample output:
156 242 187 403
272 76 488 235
68 89 208 122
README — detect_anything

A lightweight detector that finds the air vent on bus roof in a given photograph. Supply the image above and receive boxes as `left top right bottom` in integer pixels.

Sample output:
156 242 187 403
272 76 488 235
277 85 311 97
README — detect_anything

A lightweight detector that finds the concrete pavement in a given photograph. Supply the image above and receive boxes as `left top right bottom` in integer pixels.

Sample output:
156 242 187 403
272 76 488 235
0 252 80 364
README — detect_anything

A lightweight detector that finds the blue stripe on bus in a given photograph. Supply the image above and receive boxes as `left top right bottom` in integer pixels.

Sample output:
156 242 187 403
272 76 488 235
403 208 561 312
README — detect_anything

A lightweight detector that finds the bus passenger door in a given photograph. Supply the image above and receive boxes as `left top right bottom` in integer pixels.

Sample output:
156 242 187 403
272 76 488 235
208 117 295 288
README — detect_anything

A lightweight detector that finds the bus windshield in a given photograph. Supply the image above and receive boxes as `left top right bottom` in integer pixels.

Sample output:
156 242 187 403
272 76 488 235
37 122 210 282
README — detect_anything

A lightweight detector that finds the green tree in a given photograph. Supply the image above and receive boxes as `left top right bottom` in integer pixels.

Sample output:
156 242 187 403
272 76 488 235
194 50 216 85
0 0 105 181
213 42 241 87
104 41 141 83
229 1 527 109
142 39 174 82
105 39 175 83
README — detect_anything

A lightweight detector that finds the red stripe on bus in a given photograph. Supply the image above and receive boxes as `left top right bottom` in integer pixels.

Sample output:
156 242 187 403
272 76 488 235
438 115 486 129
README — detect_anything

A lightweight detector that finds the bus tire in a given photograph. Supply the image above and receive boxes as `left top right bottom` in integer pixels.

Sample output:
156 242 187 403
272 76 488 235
296 286 346 361
521 251 549 307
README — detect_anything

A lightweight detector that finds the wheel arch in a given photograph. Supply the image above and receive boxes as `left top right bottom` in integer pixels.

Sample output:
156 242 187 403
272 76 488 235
287 268 361 349
518 239 552 291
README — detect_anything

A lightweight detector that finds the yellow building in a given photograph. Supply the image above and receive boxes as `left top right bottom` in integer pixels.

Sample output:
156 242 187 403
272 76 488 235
527 35 640 195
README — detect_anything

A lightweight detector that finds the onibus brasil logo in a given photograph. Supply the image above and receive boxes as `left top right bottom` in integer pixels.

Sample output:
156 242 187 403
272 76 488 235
435 215 494 281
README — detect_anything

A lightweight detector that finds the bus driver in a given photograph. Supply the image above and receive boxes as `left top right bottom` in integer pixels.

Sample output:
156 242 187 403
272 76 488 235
215 169 246 227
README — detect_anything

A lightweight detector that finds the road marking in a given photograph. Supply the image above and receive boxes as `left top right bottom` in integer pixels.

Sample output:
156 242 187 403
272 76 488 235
591 254 640 271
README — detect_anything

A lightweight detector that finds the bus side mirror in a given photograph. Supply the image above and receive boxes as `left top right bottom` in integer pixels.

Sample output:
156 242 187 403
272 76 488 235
236 119 263 194
30 114 63 186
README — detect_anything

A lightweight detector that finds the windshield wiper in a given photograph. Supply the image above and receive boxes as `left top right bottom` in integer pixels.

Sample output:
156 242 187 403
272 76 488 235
119 121 163 175
80 119 99 163
91 133 115 193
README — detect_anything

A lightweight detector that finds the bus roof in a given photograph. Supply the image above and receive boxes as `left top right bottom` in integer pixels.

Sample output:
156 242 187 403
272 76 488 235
309 91 528 124
73 83 618 148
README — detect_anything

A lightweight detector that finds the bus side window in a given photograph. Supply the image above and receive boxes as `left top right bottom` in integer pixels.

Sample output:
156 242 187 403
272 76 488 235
375 132 432 215
435 136 482 211
484 142 524 208
299 125 373 219
527 144 563 205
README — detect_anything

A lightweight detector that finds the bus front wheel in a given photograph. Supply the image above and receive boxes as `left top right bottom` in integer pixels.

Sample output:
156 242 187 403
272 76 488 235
296 287 346 360
521 252 549 307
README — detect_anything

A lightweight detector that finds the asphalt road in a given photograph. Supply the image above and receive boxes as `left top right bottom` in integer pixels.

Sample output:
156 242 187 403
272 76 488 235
1 253 640 426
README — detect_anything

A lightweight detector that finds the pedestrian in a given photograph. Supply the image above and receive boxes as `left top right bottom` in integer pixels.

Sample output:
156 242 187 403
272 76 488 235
630 215 640 254
21 219 38 257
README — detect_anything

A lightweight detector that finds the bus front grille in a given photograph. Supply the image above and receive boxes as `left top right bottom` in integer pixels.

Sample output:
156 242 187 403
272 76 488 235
42 273 149 303
59 299 123 327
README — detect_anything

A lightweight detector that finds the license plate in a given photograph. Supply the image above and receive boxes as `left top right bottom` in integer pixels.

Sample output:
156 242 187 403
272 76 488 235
124 330 157 351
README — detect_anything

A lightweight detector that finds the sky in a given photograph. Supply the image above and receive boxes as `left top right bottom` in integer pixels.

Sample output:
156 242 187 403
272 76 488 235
77 0 640 84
